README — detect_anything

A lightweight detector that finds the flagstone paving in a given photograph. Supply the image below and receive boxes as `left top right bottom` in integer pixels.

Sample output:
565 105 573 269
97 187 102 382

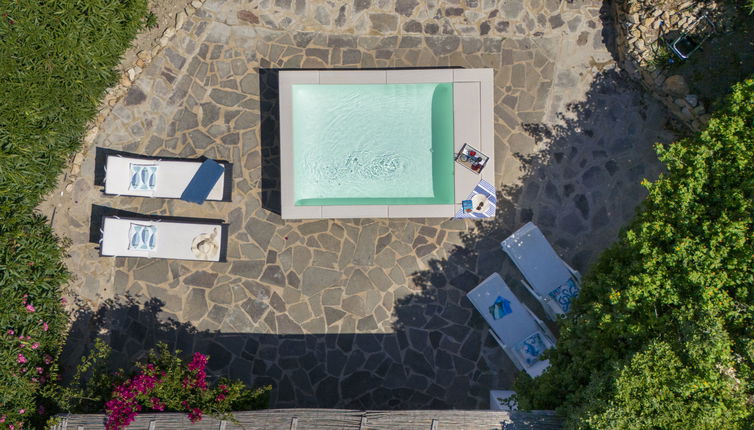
45 0 674 409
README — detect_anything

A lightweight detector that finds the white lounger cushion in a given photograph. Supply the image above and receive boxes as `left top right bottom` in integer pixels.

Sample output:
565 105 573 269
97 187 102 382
501 222 580 315
105 156 224 200
101 217 222 261
467 273 554 377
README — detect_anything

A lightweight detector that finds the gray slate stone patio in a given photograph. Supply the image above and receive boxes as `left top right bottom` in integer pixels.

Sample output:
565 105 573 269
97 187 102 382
45 0 674 410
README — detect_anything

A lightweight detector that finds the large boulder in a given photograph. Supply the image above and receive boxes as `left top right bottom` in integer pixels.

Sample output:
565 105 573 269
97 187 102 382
663 74 689 96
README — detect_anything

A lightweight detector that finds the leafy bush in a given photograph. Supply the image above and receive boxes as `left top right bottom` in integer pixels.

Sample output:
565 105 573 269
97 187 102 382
0 0 148 428
56 341 270 430
515 78 754 429
0 215 69 429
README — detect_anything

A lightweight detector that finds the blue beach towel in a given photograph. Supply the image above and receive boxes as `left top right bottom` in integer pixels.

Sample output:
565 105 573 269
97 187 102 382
455 179 496 218
180 159 224 204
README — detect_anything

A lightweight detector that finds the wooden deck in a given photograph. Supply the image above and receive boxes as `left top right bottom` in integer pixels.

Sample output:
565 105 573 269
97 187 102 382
51 409 563 430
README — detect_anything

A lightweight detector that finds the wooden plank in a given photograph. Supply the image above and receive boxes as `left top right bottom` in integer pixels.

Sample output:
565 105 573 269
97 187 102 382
51 409 562 430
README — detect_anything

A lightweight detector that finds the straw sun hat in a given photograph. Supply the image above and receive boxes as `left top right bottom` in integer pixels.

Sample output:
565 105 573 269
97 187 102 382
471 194 490 213
191 228 220 260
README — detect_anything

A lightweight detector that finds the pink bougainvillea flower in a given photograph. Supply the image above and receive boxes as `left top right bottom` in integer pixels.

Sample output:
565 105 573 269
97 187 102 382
17 354 27 364
0 415 5 423
18 410 24 415
36 367 44 374
31 342 40 350
43 354 52 364
7 329 14 335
25 304 36 313
186 352 208 390
61 297 67 304
149 397 165 412
187 408 203 423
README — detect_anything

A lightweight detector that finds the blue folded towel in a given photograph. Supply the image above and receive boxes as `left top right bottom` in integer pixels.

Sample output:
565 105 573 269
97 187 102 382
180 159 224 204
489 296 512 320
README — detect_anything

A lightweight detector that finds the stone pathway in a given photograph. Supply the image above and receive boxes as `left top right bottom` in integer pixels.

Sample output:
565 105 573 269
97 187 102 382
45 0 674 410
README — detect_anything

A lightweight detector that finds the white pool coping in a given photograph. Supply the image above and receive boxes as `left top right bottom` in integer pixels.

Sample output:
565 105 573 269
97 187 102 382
278 68 495 219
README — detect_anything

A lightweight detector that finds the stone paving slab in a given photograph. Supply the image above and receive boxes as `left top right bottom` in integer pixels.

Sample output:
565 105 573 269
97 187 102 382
46 0 674 410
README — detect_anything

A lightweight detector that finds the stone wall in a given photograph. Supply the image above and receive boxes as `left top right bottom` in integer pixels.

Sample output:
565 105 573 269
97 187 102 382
611 0 732 131
228 0 570 38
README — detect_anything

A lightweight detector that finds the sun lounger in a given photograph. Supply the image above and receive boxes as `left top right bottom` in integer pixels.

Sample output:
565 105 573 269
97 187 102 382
100 216 228 261
103 155 232 202
490 390 517 411
467 273 556 377
501 222 581 320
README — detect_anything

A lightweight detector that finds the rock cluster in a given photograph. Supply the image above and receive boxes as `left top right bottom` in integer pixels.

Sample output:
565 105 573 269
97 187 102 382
222 0 570 38
612 0 732 130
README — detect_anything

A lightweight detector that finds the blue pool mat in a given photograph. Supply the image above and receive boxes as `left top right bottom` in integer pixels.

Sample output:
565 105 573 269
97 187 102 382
180 159 224 204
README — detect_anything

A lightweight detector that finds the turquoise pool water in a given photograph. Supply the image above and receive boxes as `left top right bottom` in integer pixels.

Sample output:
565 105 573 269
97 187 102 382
292 83 454 206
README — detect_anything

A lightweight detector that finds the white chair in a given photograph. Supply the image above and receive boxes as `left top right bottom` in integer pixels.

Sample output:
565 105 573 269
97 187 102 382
501 222 581 320
100 216 227 262
467 273 556 378
103 155 231 201
490 390 517 411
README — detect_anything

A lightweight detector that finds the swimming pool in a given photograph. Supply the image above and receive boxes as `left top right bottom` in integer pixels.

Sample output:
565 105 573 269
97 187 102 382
278 69 496 219
292 83 454 206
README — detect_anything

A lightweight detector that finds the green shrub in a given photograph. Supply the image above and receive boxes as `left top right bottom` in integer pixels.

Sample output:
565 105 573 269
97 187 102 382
515 78 754 429
56 341 270 430
0 214 69 429
0 0 148 427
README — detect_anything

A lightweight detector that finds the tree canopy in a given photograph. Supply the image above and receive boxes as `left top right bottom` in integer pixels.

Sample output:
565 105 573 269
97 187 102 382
515 77 753 429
